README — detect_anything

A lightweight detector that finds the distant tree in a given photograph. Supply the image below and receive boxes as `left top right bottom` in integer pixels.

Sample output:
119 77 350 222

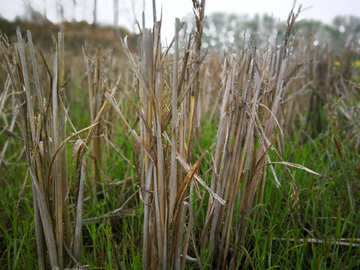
332 16 360 41
183 12 286 51
21 0 32 21
72 0 77 21
114 0 119 27
294 19 349 51
43 0 47 20
92 0 97 29
56 0 65 22
182 11 359 53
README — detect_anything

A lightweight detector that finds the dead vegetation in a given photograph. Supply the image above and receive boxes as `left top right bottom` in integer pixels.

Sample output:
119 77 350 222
0 1 359 269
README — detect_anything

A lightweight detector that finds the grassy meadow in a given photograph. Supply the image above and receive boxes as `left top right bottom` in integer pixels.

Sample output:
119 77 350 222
0 1 360 269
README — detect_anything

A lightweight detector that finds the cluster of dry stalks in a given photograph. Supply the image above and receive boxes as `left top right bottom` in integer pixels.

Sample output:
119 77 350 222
0 25 122 269
122 2 322 269
1 0 358 269
1 27 74 269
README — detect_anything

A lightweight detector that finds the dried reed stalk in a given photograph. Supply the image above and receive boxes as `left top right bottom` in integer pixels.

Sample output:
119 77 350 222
15 27 48 270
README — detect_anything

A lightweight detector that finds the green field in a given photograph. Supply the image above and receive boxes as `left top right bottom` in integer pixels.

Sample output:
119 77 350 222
0 2 359 269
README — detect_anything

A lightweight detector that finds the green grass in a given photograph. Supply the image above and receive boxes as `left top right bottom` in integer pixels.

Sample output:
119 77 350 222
251 131 360 269
182 113 360 270
1 81 359 269
1 128 359 269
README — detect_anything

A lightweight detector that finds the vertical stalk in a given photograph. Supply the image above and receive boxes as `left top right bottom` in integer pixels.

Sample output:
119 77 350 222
91 48 102 203
187 0 206 163
73 155 86 266
16 28 46 270
52 48 63 269
170 17 180 221
58 27 72 259
142 163 154 270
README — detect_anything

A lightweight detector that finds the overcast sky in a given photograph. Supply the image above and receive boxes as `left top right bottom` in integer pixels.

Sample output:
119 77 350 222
0 0 359 41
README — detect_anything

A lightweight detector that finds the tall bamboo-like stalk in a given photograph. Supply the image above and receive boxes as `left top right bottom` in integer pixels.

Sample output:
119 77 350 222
169 17 180 230
58 28 72 253
15 27 47 270
187 0 206 162
52 45 64 269
49 27 72 268
83 47 105 202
